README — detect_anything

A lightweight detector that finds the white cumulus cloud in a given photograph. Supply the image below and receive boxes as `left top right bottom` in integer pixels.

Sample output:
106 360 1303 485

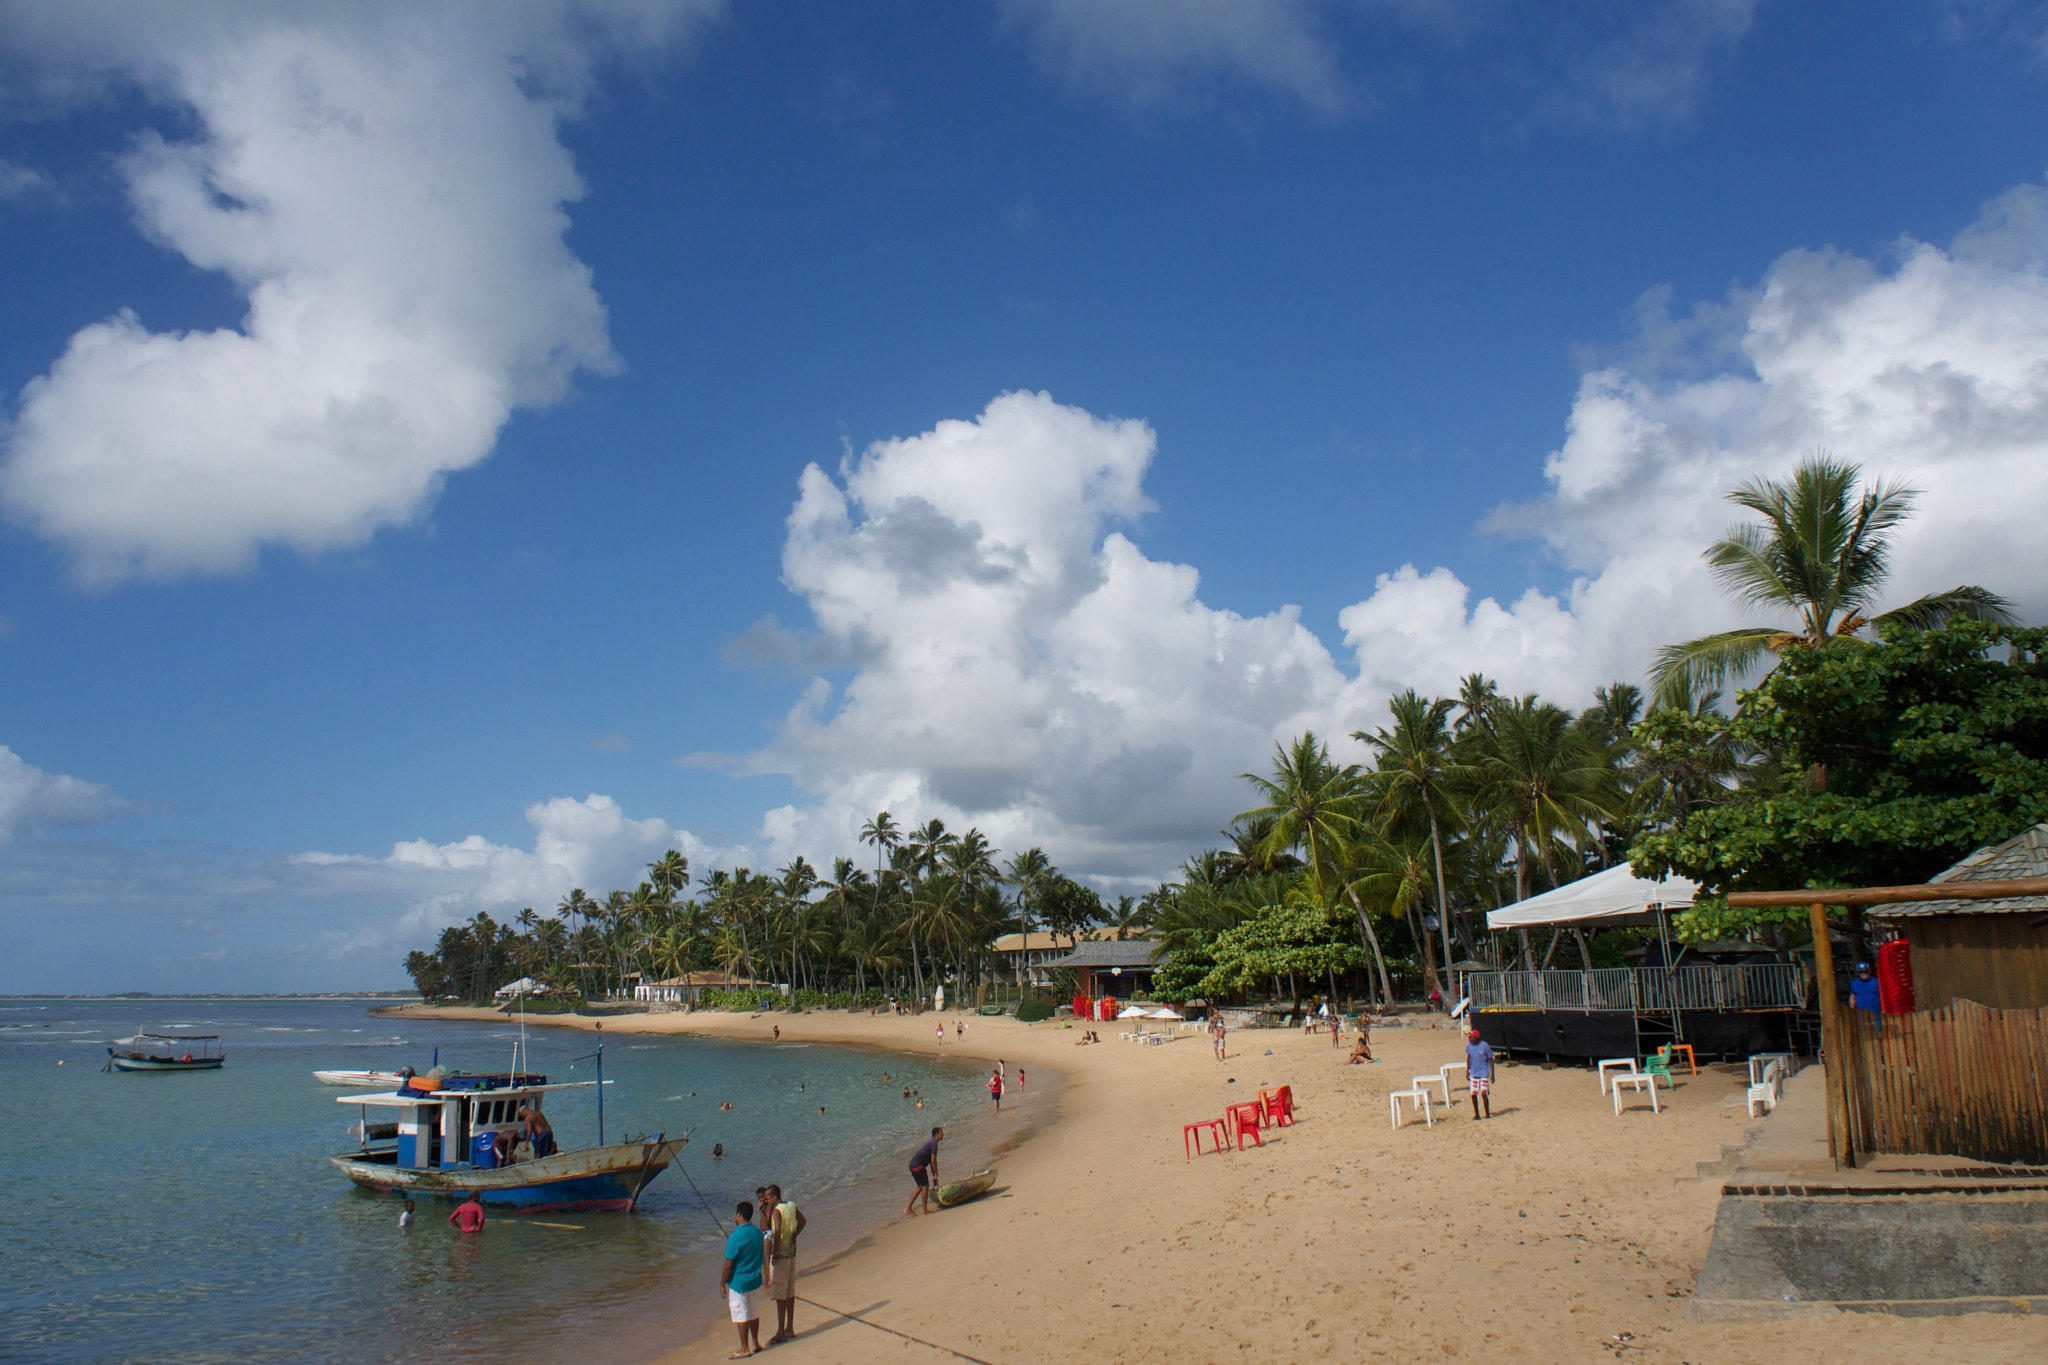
0 745 126 842
297 792 728 938
737 182 2048 885
0 1 718 585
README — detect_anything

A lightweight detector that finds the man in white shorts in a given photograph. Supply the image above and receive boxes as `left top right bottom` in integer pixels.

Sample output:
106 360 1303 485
764 1184 807 1344
721 1199 765 1357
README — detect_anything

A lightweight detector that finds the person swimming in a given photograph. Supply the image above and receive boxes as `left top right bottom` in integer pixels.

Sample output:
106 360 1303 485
712 1143 724 1160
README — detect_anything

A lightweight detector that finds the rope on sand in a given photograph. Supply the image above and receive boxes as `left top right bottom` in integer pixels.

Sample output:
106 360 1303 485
676 1159 998 1365
792 1295 998 1365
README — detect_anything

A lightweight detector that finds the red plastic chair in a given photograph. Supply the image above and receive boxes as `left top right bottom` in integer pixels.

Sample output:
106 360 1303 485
1227 1102 1264 1150
1266 1086 1296 1127
1183 1119 1225 1160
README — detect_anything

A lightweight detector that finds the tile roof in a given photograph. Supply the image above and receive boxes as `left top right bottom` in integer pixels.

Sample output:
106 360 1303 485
1877 823 2048 918
1044 940 1164 969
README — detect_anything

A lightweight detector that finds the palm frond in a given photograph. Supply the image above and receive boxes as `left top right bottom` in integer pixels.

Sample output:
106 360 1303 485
1871 584 2019 632
1646 628 1780 710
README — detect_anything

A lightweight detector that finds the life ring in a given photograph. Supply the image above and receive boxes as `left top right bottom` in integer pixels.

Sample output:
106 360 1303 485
181 1054 194 1062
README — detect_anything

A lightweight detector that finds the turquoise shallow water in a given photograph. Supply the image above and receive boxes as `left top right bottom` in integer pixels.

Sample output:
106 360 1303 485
0 998 1028 1365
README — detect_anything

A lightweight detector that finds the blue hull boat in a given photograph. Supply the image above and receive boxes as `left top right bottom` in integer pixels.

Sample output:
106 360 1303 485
330 1136 687 1211
331 1072 685 1212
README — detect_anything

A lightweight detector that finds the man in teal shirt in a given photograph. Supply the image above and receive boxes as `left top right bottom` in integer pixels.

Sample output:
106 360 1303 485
722 1200 765 1357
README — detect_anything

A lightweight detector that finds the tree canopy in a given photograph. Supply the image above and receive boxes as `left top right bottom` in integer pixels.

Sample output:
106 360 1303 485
1633 623 2048 927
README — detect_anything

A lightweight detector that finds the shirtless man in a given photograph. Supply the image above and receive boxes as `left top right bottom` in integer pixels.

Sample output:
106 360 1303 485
517 1104 555 1158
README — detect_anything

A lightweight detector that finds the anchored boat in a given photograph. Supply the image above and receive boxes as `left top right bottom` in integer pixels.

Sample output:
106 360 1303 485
107 1033 225 1072
330 1070 685 1212
313 1069 406 1087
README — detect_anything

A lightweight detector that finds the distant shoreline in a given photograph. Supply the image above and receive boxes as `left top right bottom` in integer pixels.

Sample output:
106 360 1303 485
3 993 420 1001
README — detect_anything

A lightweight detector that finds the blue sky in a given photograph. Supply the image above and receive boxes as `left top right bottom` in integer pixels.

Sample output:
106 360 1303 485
2 0 2045 991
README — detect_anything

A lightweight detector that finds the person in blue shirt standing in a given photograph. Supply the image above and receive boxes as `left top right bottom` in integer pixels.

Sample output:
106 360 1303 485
1849 962 1881 1013
721 1200 765 1358
1465 1028 1495 1121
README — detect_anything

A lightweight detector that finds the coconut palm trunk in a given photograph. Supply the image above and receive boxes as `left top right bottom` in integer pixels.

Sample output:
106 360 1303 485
1344 884 1396 1006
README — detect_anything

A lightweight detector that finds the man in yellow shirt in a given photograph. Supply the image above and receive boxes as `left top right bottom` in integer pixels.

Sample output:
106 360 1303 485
763 1183 807 1345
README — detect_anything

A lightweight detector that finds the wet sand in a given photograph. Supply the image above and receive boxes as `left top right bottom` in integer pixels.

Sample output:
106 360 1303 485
388 1005 2044 1363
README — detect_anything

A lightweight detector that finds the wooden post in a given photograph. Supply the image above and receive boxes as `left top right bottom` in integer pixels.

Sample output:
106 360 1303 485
1810 901 1852 1168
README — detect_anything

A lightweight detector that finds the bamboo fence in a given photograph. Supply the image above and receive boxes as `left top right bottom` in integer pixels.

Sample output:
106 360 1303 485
1835 998 2048 1166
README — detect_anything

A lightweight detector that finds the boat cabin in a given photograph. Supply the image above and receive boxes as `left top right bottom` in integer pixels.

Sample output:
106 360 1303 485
339 1074 589 1172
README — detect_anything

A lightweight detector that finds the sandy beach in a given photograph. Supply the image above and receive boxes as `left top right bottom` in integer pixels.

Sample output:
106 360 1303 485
386 1005 2045 1363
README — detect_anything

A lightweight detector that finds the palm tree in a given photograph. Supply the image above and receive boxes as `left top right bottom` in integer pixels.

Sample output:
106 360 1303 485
1357 689 1466 981
1455 673 1500 735
648 850 691 901
1465 697 1620 968
1235 733 1389 998
1651 454 2014 707
1002 846 1054 948
859 810 901 942
909 818 955 880
1235 733 1367 899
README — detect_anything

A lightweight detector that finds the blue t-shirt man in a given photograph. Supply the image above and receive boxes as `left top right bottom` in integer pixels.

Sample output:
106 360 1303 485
724 1220 765 1294
1849 966 1881 1012
1464 1030 1495 1120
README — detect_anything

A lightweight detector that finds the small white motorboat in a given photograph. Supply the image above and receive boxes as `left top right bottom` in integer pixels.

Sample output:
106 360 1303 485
314 1069 407 1087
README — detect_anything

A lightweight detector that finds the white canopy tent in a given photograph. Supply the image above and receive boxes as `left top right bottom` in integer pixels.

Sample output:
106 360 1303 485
1486 864 1698 930
493 977 549 999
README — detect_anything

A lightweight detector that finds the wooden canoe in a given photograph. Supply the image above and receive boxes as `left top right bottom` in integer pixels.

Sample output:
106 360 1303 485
931 1168 995 1208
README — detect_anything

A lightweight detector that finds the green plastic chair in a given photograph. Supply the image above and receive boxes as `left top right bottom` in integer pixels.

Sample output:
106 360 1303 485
1638 1046 1676 1089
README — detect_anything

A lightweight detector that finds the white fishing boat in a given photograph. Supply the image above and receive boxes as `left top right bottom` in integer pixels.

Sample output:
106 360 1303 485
313 1069 406 1087
107 1033 225 1072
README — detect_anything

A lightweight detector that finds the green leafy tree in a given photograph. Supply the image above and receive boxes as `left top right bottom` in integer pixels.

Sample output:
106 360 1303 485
1633 623 2048 936
1651 455 2014 707
1200 895 1366 1001
1038 875 1105 944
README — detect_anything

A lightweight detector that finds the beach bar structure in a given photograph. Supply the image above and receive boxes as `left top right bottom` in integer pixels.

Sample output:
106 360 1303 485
1042 939 1163 1002
1472 864 1807 1060
1728 824 2048 1168
632 971 767 1005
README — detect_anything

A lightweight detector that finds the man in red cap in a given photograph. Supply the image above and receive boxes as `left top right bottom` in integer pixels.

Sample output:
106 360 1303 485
1464 1028 1494 1120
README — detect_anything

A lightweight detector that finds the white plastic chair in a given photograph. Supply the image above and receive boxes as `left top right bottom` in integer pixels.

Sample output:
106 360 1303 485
1747 1051 1796 1086
1596 1057 1639 1094
1411 1073 1450 1107
1612 1073 1660 1115
1746 1058 1787 1116
1389 1088 1434 1130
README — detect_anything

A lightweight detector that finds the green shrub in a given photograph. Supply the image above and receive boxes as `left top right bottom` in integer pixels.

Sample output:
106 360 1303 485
1016 996 1054 1023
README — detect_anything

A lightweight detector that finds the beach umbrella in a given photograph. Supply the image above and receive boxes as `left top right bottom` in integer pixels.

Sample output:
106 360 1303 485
1116 1005 1149 1019
1146 1007 1184 1019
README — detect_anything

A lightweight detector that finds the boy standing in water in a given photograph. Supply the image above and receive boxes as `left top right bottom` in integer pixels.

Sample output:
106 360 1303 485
399 1199 415 1229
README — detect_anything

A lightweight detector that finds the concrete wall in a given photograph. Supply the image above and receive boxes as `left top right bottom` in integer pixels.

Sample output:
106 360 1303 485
1694 1192 2048 1318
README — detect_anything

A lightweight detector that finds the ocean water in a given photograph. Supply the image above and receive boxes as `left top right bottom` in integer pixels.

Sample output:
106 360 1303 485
0 998 1040 1365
